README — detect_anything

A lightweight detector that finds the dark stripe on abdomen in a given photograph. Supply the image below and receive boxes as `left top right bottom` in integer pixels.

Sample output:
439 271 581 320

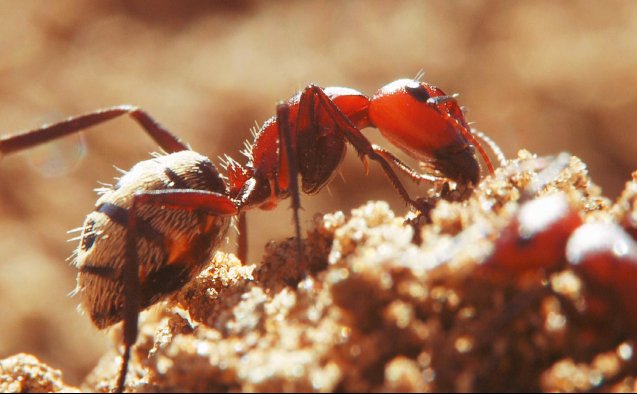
79 264 117 279
164 167 190 189
96 202 165 242
97 202 128 226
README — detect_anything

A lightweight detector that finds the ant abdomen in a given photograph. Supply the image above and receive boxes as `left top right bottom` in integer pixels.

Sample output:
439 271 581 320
73 151 232 328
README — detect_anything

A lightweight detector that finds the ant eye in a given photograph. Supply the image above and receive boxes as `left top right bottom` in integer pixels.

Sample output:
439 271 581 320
405 84 431 102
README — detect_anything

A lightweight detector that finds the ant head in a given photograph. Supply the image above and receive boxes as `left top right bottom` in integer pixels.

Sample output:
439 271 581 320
433 144 481 186
369 79 471 163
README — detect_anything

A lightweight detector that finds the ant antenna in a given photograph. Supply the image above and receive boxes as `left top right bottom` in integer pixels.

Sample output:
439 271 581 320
471 129 507 168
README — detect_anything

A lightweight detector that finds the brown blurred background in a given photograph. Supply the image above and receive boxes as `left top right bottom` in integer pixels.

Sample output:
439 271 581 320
0 0 636 385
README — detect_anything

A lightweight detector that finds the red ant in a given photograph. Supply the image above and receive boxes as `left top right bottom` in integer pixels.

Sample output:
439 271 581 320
445 154 637 389
486 189 637 324
225 79 502 258
0 78 498 392
481 186 637 376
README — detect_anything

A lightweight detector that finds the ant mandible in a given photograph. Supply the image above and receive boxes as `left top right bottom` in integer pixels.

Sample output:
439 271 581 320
0 78 498 392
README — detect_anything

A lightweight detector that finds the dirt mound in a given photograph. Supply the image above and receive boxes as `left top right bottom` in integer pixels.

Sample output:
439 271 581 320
3 151 637 392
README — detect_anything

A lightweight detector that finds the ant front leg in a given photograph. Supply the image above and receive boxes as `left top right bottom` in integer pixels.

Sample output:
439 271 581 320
0 105 189 156
372 145 450 239
118 189 238 393
371 144 445 185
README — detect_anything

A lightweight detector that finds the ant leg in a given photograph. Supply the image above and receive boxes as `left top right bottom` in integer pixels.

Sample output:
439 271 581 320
119 208 142 393
222 156 253 262
237 212 248 263
232 177 258 262
298 85 422 211
276 103 305 270
371 144 444 184
117 189 238 392
0 105 189 156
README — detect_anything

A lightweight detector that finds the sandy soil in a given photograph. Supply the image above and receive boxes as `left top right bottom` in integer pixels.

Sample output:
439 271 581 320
1 1 636 388
3 151 637 392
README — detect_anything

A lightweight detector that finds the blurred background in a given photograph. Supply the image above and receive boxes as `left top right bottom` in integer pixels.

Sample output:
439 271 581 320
0 0 636 385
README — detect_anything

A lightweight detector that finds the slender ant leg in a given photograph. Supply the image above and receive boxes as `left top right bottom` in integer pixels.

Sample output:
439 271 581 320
276 102 304 270
372 145 444 184
0 105 189 156
118 189 238 393
237 212 248 263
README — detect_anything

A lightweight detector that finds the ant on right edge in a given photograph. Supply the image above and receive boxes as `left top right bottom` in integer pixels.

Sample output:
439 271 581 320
473 154 637 388
0 76 500 392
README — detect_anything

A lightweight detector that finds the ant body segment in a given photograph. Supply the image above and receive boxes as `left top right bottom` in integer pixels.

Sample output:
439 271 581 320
0 78 498 392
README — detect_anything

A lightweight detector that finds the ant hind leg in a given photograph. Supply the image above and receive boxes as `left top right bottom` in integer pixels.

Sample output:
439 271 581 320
0 106 189 157
276 102 306 275
116 189 238 392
